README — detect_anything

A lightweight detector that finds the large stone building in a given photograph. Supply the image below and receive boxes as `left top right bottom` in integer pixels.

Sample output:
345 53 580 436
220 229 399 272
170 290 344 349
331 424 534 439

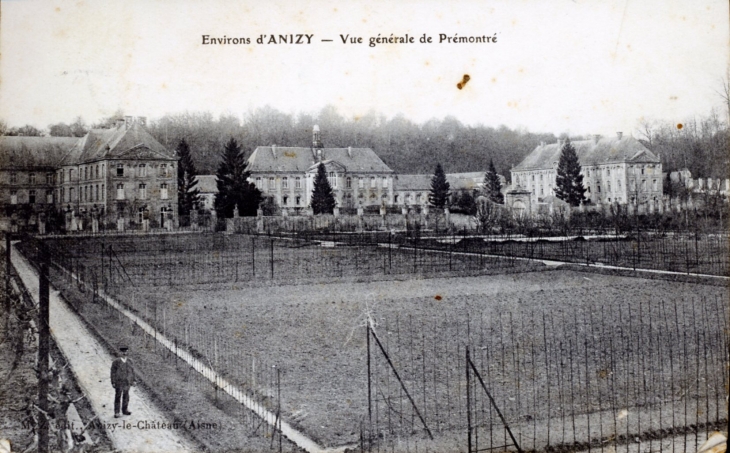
247 126 395 210
0 136 78 230
0 116 179 232
511 133 663 207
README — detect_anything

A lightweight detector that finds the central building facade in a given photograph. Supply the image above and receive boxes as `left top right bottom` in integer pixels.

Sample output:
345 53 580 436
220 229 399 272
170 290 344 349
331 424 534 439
247 126 395 210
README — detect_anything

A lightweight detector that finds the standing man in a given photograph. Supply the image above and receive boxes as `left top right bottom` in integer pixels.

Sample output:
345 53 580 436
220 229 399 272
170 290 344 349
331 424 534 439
110 345 136 418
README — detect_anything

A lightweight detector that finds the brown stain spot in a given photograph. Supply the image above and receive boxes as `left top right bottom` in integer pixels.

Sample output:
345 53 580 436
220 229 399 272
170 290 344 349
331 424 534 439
518 68 524 74
491 77 497 83
434 295 442 301
677 123 683 130
669 96 678 100
55 7 61 12
160 83 167 90
424 61 430 66
456 74 470 90
284 151 297 158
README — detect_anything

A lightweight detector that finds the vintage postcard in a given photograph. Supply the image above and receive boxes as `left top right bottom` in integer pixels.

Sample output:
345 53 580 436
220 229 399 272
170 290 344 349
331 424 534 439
0 1 728 453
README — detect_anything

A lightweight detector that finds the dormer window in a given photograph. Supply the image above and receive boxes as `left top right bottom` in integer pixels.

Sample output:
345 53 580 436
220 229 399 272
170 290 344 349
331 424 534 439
117 164 124 177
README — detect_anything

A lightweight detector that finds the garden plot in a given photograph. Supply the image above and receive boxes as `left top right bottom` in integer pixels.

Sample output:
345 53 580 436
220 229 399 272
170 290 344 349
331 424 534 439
113 270 728 451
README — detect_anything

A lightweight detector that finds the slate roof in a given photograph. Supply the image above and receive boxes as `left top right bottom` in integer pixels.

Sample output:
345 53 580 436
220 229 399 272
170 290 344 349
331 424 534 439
247 147 393 174
396 173 507 192
62 122 175 165
395 174 432 191
514 136 660 172
0 136 79 169
194 175 218 193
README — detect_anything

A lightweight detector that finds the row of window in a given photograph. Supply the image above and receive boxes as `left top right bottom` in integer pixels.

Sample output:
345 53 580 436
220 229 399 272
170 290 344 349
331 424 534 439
257 175 390 190
59 184 106 204
58 162 173 183
54 182 170 203
394 193 426 204
8 172 55 185
8 189 53 205
114 163 172 178
280 195 302 206
115 183 169 201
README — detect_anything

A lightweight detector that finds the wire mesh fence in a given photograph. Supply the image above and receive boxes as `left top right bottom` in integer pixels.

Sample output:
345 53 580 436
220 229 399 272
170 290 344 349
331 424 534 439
361 296 729 453
36 233 539 289
13 232 730 453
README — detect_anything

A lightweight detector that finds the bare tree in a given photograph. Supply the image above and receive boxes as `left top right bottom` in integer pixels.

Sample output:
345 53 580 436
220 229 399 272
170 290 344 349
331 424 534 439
713 77 730 125
473 196 502 234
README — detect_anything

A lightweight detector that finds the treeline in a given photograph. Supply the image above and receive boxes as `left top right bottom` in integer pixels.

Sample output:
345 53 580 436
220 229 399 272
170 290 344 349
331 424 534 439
144 106 556 180
2 105 727 179
636 112 729 179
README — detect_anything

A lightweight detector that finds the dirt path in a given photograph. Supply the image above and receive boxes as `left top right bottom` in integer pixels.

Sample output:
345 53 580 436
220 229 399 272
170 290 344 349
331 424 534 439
11 243 196 453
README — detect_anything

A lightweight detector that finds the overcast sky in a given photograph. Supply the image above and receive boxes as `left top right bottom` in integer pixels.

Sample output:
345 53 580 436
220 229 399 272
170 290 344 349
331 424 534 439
1 0 728 137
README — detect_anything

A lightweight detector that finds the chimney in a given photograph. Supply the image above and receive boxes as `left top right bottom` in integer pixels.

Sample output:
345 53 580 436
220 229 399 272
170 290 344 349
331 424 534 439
137 116 147 127
271 145 277 158
616 131 623 140
348 146 352 158
124 116 133 129
593 134 600 144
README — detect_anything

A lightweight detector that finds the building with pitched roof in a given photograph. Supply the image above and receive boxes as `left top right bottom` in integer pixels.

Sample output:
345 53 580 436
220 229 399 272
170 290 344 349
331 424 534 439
0 136 78 212
0 116 178 231
246 126 395 210
393 172 507 209
511 133 663 207
194 175 218 211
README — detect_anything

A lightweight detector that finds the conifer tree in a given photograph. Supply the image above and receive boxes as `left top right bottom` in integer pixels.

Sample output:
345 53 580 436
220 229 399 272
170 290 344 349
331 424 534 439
214 138 262 217
176 139 200 218
482 159 504 204
554 138 587 206
310 163 336 214
429 163 451 209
